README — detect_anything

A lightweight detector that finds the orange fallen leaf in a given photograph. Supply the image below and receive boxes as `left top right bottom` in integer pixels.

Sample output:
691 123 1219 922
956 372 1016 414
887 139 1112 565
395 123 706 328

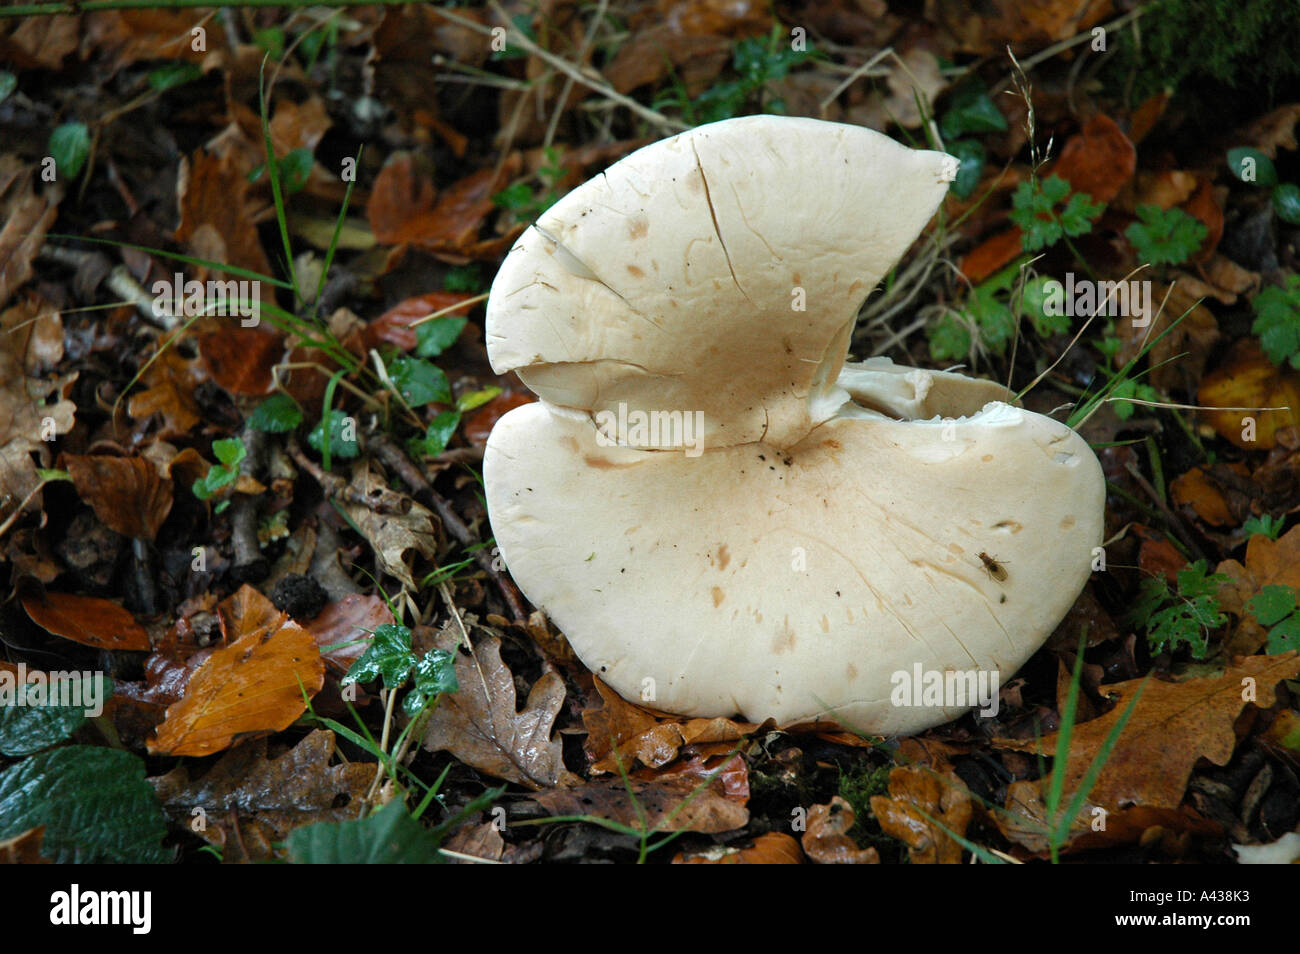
529 771 748 834
199 327 284 396
175 149 272 277
363 291 475 352
674 832 803 864
22 591 151 651
869 766 971 864
127 344 206 438
803 795 880 864
1051 113 1136 204
1198 339 1300 451
148 602 324 757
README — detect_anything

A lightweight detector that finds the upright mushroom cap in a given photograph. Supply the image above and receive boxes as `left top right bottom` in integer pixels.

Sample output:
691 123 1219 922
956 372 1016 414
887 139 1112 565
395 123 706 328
483 117 1104 733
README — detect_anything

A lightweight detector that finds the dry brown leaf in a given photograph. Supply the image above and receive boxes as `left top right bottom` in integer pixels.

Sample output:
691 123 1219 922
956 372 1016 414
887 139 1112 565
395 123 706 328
149 586 324 756
674 832 803 864
198 327 284 396
443 820 506 863
1052 113 1136 204
994 654 1300 830
0 826 52 864
803 796 880 864
1216 526 1300 654
530 771 748 834
175 149 272 277
883 48 947 128
150 730 373 863
422 635 579 790
0 16 80 69
870 766 971 864
339 460 439 590
300 594 395 676
64 455 173 541
21 591 151 651
127 344 206 437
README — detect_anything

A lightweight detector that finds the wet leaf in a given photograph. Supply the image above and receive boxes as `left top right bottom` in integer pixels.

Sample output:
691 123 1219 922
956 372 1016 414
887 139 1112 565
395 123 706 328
674 831 803 864
803 795 881 864
64 455 172 540
22 591 150 650
870 767 971 864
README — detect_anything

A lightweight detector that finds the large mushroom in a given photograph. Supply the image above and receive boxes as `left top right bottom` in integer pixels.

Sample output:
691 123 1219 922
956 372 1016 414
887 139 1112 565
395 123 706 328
482 116 1104 734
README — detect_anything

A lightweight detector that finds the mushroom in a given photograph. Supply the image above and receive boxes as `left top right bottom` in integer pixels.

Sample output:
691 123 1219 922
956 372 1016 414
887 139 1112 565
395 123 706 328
482 116 1104 734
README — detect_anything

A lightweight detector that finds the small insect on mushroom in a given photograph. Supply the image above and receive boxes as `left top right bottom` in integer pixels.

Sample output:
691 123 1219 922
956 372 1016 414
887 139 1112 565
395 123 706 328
978 551 1008 582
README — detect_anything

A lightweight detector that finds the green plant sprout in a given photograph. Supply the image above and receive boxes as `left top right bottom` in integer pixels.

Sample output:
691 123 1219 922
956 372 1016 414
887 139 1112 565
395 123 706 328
1228 147 1300 225
1250 274 1300 369
1125 561 1229 659
1124 204 1207 265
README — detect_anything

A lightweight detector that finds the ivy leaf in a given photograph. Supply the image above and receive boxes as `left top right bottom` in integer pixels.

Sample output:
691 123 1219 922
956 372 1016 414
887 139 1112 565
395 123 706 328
415 316 467 358
1250 274 1300 369
404 649 459 716
342 623 416 691
1124 204 1208 266
389 357 452 405
416 411 461 457
288 798 445 864
48 122 91 180
947 139 985 201
308 409 359 459
249 393 303 433
939 83 1007 139
1227 147 1277 187
1274 182 1300 225
148 62 202 92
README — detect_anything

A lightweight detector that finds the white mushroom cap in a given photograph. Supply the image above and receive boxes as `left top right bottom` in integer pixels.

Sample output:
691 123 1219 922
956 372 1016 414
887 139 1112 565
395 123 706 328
482 117 1104 733
487 115 959 450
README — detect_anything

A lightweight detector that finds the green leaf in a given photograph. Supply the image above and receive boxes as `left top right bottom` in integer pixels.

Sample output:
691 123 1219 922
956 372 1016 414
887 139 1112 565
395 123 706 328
1249 584 1297 626
213 437 247 469
249 393 303 433
1124 204 1208 266
288 798 446 863
456 386 500 413
927 313 971 362
1242 513 1285 540
342 623 415 691
939 83 1007 139
491 182 535 212
443 265 483 293
1128 561 1227 660
280 147 313 194
0 746 170 863
1059 191 1106 237
389 357 452 405
404 648 459 716
0 676 111 757
308 409 360 460
1273 182 1300 225
946 139 985 201
417 411 461 457
253 26 285 59
1010 176 1102 252
48 122 91 180
148 62 202 92
0 71 17 103
1020 276 1070 336
1250 274 1300 368
36 468 72 482
1227 147 1277 187
415 316 468 358
1266 615 1300 655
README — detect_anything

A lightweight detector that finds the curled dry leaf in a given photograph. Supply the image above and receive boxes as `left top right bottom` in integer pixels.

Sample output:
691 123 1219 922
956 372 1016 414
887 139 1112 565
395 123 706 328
674 832 803 864
0 826 51 864
802 795 879 864
422 635 580 790
127 345 206 438
340 460 439 590
529 769 748 835
993 653 1300 852
443 820 506 864
1215 526 1300 655
148 586 325 756
198 327 284 396
869 767 971 864
150 729 373 864
175 149 271 277
0 158 60 309
64 455 173 541
1198 339 1300 451
21 591 151 651
1051 114 1136 204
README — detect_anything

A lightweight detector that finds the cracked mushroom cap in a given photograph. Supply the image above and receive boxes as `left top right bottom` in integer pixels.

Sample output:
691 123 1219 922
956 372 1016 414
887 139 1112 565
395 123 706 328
486 115 960 450
483 117 1105 733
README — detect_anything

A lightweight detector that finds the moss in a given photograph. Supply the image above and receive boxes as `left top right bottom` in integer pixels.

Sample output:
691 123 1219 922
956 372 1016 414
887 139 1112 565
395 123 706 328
1104 0 1300 106
836 762 896 854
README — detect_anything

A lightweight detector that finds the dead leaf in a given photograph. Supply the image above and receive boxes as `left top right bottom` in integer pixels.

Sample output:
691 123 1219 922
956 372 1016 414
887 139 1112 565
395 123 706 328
339 460 439 590
175 149 272 277
530 770 748 834
300 594 396 676
994 654 1300 831
363 291 475 352
870 766 971 863
150 730 373 863
1198 339 1300 451
22 591 151 650
883 48 946 129
443 820 505 863
198 327 284 396
422 635 579 789
0 16 80 69
803 796 880 863
1216 526 1300 654
0 826 52 864
674 832 803 864
64 455 173 540
1170 466 1241 527
149 586 324 756
367 152 438 245
127 344 206 437
1052 114 1136 203
1236 103 1300 158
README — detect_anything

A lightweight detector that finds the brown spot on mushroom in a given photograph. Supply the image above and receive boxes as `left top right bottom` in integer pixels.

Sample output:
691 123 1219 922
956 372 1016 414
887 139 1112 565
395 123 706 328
627 264 645 278
820 615 830 633
948 542 965 556
848 280 863 295
711 586 725 607
1060 515 1076 530
981 454 994 462
583 456 641 470
822 439 841 450
773 618 796 654
846 662 858 680
561 436 579 452
717 544 730 570
628 218 649 239
993 520 1023 533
